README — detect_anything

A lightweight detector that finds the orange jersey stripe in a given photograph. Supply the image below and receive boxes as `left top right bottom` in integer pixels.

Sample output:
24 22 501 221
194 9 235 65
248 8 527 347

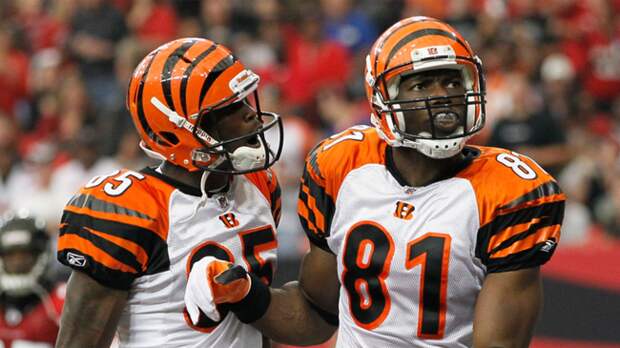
84 227 149 272
58 234 138 274
487 217 544 253
490 225 561 259
301 182 326 233
64 203 155 231
297 198 319 235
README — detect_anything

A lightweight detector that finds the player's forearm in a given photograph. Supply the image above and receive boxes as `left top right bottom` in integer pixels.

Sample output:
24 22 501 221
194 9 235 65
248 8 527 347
56 271 128 348
253 281 337 346
56 298 119 348
473 269 541 348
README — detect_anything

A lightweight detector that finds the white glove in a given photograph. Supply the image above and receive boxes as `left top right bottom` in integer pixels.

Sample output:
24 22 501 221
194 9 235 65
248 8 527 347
184 256 252 324
185 256 221 323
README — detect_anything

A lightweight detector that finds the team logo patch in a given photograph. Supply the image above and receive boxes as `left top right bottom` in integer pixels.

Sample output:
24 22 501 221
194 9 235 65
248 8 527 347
67 252 87 267
394 201 415 220
219 213 240 228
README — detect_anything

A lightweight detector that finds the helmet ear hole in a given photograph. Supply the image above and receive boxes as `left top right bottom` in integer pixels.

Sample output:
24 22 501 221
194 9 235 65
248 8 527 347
159 131 180 146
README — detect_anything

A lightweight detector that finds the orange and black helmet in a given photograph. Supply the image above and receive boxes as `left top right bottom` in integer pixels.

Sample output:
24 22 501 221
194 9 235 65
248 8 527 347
365 17 485 158
127 38 283 173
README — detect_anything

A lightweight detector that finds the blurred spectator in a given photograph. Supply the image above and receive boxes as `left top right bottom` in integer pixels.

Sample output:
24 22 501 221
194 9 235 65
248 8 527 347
321 0 377 52
127 0 178 51
0 212 64 347
233 0 283 86
280 5 351 118
0 116 21 215
9 141 65 225
486 73 571 176
0 24 29 117
199 0 255 45
11 0 67 53
67 0 128 115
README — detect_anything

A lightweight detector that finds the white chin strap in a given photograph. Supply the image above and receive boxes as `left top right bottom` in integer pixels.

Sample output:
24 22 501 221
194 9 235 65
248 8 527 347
230 143 267 171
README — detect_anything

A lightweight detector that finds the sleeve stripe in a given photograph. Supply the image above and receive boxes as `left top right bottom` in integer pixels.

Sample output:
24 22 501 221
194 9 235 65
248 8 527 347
300 182 326 233
298 197 319 235
499 181 563 211
480 201 565 238
488 215 557 253
60 223 144 273
490 225 560 259
63 204 161 238
67 193 155 221
60 211 169 275
84 227 149 271
497 194 565 216
58 234 138 274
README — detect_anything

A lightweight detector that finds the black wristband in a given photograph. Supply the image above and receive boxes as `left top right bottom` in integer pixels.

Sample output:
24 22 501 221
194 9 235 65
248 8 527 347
228 272 271 323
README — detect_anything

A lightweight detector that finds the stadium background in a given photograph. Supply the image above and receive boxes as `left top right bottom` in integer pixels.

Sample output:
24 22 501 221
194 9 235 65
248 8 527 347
0 0 619 347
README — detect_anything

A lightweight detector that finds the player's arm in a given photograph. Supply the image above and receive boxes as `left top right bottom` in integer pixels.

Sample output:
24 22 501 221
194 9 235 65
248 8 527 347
253 243 339 345
56 271 128 348
185 243 339 346
473 267 542 348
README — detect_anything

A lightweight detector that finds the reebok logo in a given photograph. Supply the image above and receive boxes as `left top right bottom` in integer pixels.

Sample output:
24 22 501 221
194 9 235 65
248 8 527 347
541 240 557 253
67 252 87 267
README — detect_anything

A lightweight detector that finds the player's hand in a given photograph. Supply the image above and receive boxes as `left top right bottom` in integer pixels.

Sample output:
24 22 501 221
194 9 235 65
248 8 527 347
184 256 251 324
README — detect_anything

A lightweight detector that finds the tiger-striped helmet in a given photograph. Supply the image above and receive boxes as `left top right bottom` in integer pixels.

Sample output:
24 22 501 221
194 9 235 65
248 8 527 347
365 16 485 159
127 38 283 173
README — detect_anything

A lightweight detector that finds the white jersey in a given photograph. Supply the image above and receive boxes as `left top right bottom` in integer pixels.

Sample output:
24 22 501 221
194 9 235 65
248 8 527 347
57 167 281 348
298 126 564 347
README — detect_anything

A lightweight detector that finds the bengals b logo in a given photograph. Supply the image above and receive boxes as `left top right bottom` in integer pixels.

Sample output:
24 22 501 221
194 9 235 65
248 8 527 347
394 201 415 220
219 213 239 228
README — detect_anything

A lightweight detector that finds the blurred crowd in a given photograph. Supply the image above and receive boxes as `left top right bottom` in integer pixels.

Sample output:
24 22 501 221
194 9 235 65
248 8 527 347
0 0 619 263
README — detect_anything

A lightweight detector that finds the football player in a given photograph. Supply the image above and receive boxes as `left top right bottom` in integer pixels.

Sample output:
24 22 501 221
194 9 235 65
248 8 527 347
0 212 64 347
55 38 284 347
185 17 566 347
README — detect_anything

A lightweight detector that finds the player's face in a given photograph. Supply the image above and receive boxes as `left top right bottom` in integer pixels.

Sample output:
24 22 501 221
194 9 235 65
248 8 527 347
395 69 467 137
202 100 264 153
2 249 37 274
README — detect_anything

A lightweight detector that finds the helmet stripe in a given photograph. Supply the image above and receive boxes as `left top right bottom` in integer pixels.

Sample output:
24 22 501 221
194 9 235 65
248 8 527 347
179 43 218 117
385 28 470 69
198 54 237 109
161 39 197 111
373 17 442 78
136 51 163 144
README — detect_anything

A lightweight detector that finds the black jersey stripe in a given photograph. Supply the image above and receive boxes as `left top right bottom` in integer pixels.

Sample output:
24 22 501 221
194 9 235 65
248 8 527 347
60 211 170 275
499 181 563 210
67 194 155 221
60 223 143 273
57 247 137 290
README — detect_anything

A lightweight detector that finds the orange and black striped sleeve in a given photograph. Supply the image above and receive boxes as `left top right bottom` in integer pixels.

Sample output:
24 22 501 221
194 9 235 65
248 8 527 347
463 149 566 273
298 128 385 253
245 168 282 226
57 169 172 290
298 141 336 253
